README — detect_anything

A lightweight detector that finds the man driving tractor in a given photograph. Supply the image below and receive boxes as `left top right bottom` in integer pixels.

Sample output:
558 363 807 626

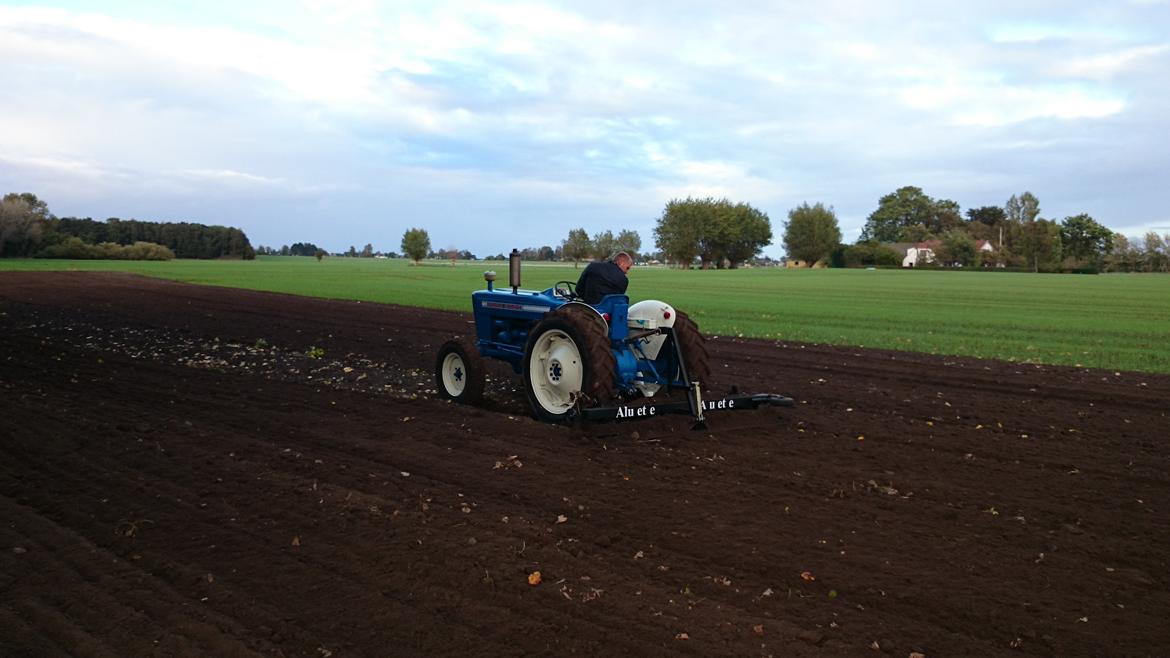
575 251 633 305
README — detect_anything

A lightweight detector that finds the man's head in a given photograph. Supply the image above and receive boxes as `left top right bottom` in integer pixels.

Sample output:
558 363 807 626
613 251 633 274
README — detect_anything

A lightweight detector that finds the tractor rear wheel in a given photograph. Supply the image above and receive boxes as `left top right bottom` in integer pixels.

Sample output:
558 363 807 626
673 310 712 390
435 337 485 405
522 308 615 423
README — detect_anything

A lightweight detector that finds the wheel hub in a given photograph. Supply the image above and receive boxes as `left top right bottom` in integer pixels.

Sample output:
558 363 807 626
529 330 584 414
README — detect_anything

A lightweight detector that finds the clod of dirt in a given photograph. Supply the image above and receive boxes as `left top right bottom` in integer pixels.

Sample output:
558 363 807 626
797 630 825 645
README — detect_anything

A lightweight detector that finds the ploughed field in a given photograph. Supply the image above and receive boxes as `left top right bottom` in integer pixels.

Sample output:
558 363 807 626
2 272 1168 658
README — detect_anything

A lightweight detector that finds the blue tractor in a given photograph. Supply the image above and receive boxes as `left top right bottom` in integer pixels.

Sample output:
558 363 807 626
435 250 792 425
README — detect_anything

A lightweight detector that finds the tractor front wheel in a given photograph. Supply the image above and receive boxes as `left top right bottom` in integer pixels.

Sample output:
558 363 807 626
523 310 615 423
435 337 485 405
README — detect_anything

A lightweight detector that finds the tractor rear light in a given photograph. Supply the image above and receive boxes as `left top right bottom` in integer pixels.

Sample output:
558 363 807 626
663 310 671 320
602 313 611 323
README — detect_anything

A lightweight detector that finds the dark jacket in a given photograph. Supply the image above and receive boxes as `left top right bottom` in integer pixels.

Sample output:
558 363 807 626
576 260 628 305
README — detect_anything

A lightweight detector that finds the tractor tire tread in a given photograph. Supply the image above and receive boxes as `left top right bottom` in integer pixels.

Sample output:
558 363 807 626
548 305 616 404
673 310 712 390
435 336 486 405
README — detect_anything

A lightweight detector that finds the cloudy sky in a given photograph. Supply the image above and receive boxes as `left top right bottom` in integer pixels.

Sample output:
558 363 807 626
2 1 1168 257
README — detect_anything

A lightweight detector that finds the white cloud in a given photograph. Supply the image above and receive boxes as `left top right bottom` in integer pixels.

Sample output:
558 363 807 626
900 80 1126 126
179 169 285 186
1054 44 1170 78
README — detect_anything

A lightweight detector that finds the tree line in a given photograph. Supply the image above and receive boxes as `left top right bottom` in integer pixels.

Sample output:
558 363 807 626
391 200 774 269
1 192 255 260
783 186 1169 273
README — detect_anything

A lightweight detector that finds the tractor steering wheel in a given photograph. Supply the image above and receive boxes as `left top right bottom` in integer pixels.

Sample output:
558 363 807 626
554 280 578 300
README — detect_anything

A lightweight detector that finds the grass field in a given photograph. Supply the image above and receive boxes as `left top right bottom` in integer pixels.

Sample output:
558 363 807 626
4 256 1169 373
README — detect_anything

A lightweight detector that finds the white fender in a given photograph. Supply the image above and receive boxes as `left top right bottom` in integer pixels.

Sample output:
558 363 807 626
627 299 677 397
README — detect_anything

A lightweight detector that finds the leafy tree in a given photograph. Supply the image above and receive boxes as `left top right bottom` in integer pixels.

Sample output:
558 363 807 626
1004 192 1041 226
938 229 978 267
592 230 617 260
654 198 706 268
1143 232 1169 272
1060 214 1113 266
314 248 326 262
615 229 641 261
561 228 592 267
930 199 964 235
719 202 772 268
1104 234 1136 272
859 186 960 243
1014 218 1062 272
401 228 431 265
783 202 841 265
0 193 49 257
967 206 1007 226
965 205 1007 244
654 197 771 269
345 245 357 257
39 237 174 260
837 241 903 268
897 223 934 243
289 242 320 257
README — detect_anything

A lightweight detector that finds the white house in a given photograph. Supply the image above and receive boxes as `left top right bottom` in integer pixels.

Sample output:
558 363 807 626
902 240 941 267
897 239 996 267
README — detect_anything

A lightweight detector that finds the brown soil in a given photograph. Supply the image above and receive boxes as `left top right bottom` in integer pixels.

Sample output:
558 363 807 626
2 271 1168 657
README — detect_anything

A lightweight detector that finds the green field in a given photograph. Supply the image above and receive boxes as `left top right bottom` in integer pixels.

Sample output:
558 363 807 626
4 256 1169 373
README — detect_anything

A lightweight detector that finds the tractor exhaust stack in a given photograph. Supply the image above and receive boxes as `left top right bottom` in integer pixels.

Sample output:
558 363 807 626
509 248 521 293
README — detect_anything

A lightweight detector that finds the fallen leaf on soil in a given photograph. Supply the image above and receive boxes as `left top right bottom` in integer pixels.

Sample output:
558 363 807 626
291 535 300 546
857 435 865 441
528 571 542 586
909 652 926 658
752 624 765 636
800 571 815 581
675 633 690 640
556 514 568 524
